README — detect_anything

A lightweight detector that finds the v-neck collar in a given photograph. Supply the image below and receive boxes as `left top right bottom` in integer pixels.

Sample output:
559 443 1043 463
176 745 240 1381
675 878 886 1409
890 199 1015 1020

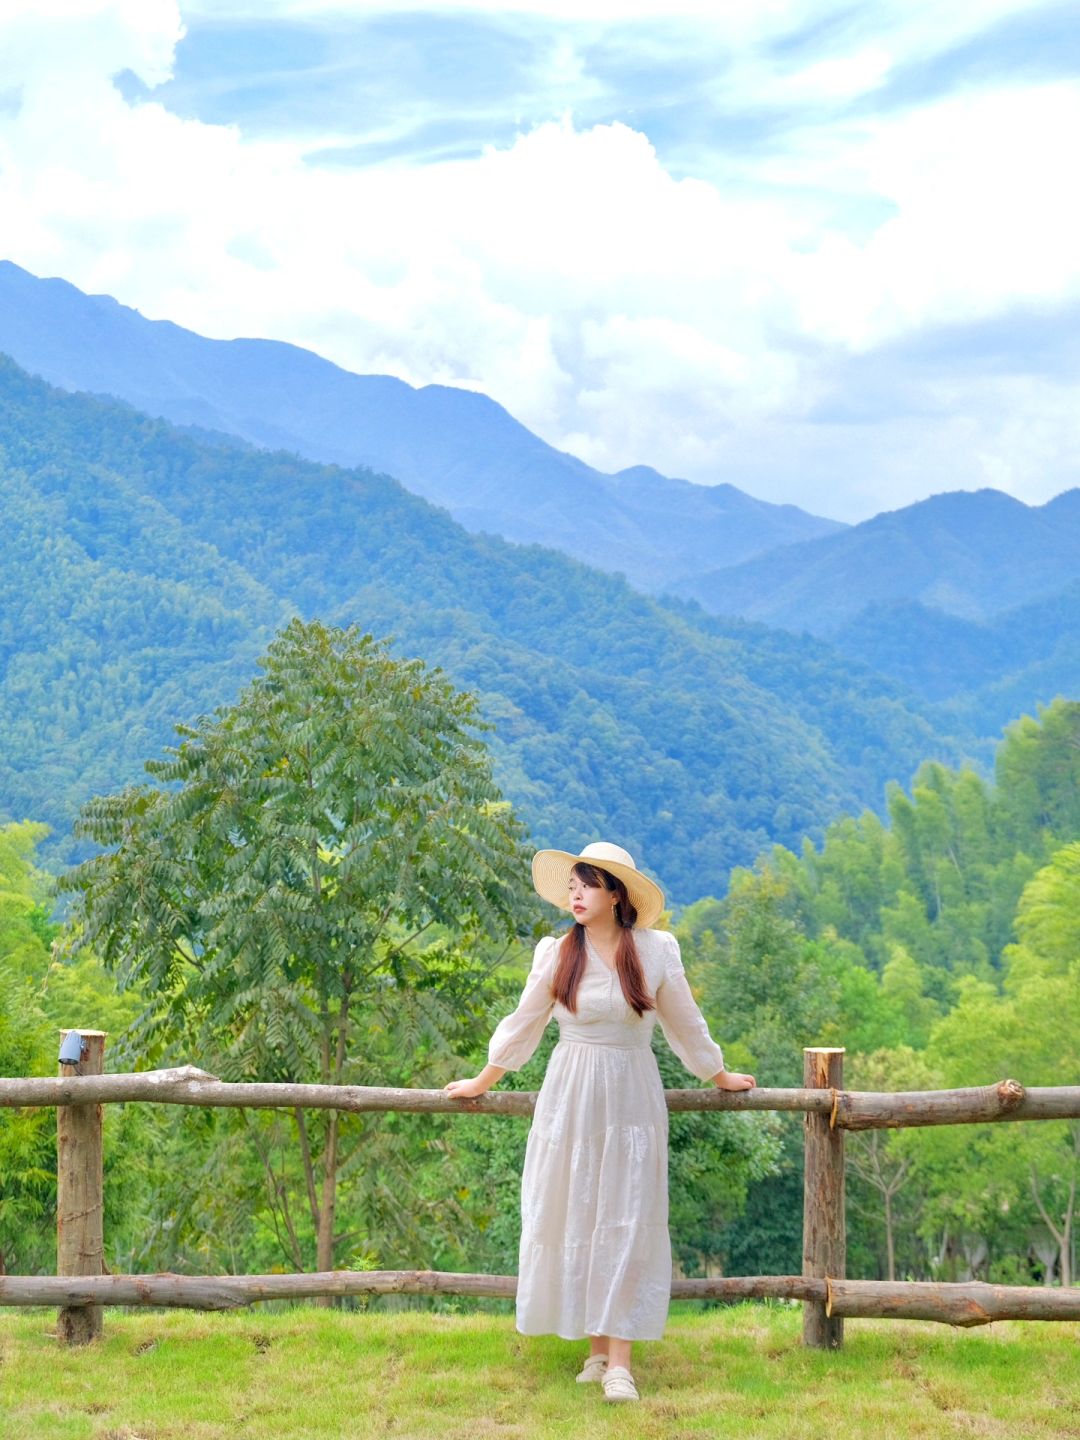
584 931 618 974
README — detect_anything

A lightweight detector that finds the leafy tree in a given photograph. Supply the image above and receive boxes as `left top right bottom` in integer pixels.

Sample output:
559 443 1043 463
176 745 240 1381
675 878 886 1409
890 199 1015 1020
878 946 940 1048
915 909 1080 1288
846 1046 938 1280
1000 843 1080 1283
0 822 149 1275
662 1052 783 1277
64 618 536 1276
0 823 54 1275
679 871 861 1275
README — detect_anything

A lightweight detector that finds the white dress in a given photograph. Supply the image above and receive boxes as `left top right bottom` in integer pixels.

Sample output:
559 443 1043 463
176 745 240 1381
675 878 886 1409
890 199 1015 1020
486 927 725 1341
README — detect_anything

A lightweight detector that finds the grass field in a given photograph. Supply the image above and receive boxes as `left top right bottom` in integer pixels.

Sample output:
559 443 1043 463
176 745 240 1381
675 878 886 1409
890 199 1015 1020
3 1301 1080 1440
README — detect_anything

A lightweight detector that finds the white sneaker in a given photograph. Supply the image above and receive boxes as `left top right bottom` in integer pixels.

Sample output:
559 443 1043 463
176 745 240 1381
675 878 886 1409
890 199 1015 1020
575 1354 609 1382
602 1366 640 1403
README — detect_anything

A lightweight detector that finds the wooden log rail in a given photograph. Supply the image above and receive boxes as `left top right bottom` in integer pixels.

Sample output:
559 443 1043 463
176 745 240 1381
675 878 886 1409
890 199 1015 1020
9 1038 1080 1351
4 1272 1080 1327
3 1068 1079 1128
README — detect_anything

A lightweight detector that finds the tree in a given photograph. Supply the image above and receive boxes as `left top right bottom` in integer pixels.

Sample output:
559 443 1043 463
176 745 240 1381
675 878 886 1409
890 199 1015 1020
0 823 55 1276
1000 842 1080 1284
0 821 150 1275
846 1046 938 1280
64 619 536 1277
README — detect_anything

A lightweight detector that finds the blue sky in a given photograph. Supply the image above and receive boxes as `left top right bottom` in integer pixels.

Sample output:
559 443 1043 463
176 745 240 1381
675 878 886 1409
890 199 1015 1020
3 0 1080 519
153 5 1080 174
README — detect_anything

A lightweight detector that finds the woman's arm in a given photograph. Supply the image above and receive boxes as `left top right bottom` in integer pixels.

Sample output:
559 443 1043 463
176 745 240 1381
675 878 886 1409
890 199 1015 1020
655 932 754 1088
444 936 557 1099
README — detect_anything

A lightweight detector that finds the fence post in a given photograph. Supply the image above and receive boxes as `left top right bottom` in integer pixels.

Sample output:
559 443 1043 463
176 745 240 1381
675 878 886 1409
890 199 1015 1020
57 1029 107 1345
802 1045 845 1349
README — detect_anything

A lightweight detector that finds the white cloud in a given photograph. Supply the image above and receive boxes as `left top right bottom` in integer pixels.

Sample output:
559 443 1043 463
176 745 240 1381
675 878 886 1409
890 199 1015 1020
785 84 1080 348
0 0 1078 520
0 0 182 89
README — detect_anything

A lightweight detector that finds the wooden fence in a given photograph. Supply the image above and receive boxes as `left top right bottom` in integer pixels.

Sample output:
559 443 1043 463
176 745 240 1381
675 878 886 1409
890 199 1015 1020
2 1035 1080 1348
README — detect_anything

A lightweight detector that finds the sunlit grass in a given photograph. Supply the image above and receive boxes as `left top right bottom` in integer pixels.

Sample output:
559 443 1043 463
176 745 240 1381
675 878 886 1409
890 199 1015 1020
2 1302 1079 1439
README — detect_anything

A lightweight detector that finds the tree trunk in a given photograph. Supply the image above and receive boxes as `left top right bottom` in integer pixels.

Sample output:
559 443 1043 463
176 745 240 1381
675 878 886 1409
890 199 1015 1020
313 993 349 1304
884 1185 895 1282
316 1110 339 1280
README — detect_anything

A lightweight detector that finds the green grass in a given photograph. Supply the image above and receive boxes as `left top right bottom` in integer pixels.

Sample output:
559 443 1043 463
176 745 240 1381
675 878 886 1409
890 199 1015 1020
3 1302 1080 1439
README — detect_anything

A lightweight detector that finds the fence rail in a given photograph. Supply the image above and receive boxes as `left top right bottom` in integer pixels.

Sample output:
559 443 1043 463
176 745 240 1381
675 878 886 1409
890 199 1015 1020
4 1035 1080 1349
4 1272 1079 1326
4 1066 1078 1128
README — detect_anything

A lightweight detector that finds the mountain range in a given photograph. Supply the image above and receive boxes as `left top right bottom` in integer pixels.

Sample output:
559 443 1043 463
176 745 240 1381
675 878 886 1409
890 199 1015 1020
2 260 1080 898
5 260 1078 651
670 486 1080 634
0 353 952 899
0 260 842 590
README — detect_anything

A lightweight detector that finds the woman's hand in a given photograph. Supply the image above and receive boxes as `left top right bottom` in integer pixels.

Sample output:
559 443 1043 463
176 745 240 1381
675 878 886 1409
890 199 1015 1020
713 1069 755 1091
444 1076 490 1100
445 1062 506 1100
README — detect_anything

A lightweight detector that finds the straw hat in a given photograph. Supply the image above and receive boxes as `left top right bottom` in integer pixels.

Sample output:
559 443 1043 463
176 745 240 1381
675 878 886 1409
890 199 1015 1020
531 841 665 930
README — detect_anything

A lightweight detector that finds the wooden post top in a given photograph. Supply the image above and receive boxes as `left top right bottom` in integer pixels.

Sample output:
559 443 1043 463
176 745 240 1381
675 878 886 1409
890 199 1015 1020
58 1030 108 1038
803 1046 845 1054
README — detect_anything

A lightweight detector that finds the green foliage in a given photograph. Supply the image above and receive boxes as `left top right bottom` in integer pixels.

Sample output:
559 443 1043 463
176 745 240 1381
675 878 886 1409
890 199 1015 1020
62 618 536 1273
766 700 1080 987
922 845 1080 1284
659 1036 783 1277
0 823 58 1273
65 618 533 1072
845 1046 940 1280
0 352 960 897
679 702 1080 1282
0 822 148 1274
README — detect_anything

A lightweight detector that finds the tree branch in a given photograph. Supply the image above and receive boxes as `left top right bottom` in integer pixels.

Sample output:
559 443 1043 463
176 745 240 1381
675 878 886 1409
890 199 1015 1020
294 1108 320 1235
1030 1164 1065 1248
244 1115 305 1272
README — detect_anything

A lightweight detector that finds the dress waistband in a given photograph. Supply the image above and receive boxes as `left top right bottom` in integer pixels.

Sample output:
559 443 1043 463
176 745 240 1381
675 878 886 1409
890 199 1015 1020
556 1035 653 1051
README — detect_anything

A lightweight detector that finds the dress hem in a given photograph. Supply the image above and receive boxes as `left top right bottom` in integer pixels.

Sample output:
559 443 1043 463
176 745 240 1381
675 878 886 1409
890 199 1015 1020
515 1323 667 1342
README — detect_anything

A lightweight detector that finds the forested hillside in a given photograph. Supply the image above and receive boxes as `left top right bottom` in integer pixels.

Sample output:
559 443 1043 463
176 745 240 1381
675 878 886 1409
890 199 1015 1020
0 355 953 898
676 699 1080 1284
830 582 1080 736
0 261 842 588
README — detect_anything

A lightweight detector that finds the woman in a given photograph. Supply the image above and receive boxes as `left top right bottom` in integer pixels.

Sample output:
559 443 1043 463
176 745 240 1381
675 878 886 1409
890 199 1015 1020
445 841 754 1404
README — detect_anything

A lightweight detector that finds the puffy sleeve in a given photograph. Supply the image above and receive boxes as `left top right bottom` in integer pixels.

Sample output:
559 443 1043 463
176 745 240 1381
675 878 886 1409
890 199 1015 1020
487 936 558 1072
655 932 725 1082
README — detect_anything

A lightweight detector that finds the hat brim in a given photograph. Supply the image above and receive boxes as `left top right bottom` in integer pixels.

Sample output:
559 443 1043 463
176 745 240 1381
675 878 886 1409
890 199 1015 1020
531 849 665 930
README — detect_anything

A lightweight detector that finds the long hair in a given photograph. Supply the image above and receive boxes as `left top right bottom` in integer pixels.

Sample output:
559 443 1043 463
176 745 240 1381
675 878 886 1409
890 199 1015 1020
552 862 655 1016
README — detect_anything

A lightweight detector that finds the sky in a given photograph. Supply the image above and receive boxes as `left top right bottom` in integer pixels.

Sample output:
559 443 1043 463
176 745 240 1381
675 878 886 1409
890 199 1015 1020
2 1 1080 520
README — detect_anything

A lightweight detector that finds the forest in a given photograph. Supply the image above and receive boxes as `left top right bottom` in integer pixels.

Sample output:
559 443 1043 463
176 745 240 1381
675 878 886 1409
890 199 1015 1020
2 614 1077 1296
0 351 964 900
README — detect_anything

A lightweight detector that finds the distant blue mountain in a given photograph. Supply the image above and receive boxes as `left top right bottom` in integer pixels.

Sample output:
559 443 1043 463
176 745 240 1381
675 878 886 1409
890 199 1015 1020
672 487 1080 634
0 260 843 585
